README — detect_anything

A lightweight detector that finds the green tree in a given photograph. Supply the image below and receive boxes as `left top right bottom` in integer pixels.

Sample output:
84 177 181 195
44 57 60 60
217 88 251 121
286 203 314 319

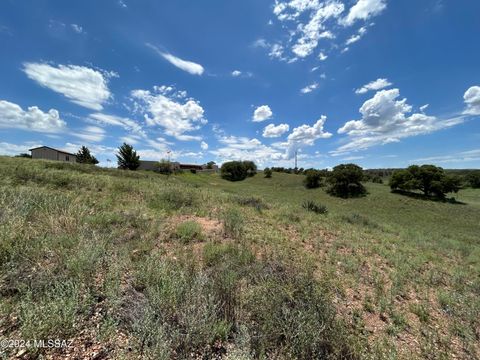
221 161 248 181
76 146 99 164
205 161 216 169
327 164 367 198
466 171 480 188
15 153 32 158
242 160 257 177
264 167 272 178
390 165 461 198
116 143 140 170
155 159 174 175
303 170 323 189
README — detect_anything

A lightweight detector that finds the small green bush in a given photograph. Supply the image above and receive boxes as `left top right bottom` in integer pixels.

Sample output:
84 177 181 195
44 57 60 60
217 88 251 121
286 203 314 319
304 170 323 189
151 188 196 210
222 208 244 238
302 200 328 215
174 221 203 243
235 196 269 211
264 167 272 178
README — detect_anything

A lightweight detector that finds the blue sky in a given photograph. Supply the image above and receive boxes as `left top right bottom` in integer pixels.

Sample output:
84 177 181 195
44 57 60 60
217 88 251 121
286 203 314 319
0 0 479 169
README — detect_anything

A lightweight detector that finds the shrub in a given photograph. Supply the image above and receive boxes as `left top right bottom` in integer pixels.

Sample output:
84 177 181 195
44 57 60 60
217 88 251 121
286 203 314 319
205 161 216 169
116 143 140 170
264 167 272 178
151 188 196 210
76 146 98 164
302 200 328 215
174 221 203 243
154 160 174 175
235 196 269 211
466 171 480 188
222 208 244 238
341 213 378 228
221 161 247 181
327 164 367 198
304 170 323 189
243 161 257 177
371 176 383 184
390 165 462 198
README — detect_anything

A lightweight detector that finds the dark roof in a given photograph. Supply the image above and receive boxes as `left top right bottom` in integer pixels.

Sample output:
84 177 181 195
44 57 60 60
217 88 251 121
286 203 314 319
29 146 76 156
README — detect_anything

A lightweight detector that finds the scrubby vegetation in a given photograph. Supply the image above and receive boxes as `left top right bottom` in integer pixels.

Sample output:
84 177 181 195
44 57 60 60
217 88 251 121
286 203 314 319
303 169 324 189
390 165 462 199
0 156 479 359
263 167 272 178
327 163 367 198
220 161 257 181
302 200 328 214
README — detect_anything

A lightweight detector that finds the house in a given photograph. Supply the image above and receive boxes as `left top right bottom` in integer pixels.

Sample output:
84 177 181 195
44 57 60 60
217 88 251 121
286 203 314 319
29 146 77 163
138 160 218 172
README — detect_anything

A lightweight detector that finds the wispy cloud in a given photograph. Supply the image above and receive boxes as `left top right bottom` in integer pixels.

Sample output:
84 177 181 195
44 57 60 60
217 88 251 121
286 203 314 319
146 43 204 75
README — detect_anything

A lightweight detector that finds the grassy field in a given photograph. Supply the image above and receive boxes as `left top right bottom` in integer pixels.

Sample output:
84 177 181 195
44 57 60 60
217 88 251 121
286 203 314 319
0 156 479 359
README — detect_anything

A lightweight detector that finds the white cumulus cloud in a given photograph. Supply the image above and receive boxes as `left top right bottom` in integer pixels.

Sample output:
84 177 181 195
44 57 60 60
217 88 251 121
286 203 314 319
263 123 290 138
463 86 480 115
341 0 387 26
232 70 242 77
23 62 113 110
201 141 209 150
253 105 273 122
286 116 332 158
335 88 464 154
131 86 207 141
355 78 392 94
0 99 66 133
147 43 204 75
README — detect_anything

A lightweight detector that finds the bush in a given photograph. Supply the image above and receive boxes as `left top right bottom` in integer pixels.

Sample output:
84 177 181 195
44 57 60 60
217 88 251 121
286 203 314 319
466 171 480 188
304 170 323 189
235 196 269 211
154 160 174 175
222 208 244 238
302 200 328 215
327 164 367 198
151 188 196 210
390 165 462 198
221 161 247 181
116 143 140 170
174 221 203 243
264 168 272 178
243 161 257 177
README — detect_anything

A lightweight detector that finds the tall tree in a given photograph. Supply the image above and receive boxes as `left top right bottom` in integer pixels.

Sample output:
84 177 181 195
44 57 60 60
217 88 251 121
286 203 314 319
116 143 140 170
76 146 99 164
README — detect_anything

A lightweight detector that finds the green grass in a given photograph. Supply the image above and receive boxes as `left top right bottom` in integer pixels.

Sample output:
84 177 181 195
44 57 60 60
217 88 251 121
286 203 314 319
0 156 479 359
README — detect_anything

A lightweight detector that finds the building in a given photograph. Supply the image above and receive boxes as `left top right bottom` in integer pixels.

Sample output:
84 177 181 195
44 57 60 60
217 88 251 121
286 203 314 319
29 146 77 163
138 160 218 172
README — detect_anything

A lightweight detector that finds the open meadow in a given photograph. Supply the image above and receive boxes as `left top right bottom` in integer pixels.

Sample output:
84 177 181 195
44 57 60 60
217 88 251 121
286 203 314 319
0 156 479 359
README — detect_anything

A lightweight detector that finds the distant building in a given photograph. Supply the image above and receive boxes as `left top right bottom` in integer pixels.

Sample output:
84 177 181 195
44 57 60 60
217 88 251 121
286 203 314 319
137 160 161 171
29 146 76 163
137 160 218 172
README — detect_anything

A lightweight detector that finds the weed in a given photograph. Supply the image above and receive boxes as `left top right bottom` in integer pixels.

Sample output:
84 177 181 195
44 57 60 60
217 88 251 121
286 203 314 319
173 220 204 243
222 207 244 238
302 200 328 214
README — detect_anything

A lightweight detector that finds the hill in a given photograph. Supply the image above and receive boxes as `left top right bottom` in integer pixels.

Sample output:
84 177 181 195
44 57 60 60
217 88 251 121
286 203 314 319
0 156 479 359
